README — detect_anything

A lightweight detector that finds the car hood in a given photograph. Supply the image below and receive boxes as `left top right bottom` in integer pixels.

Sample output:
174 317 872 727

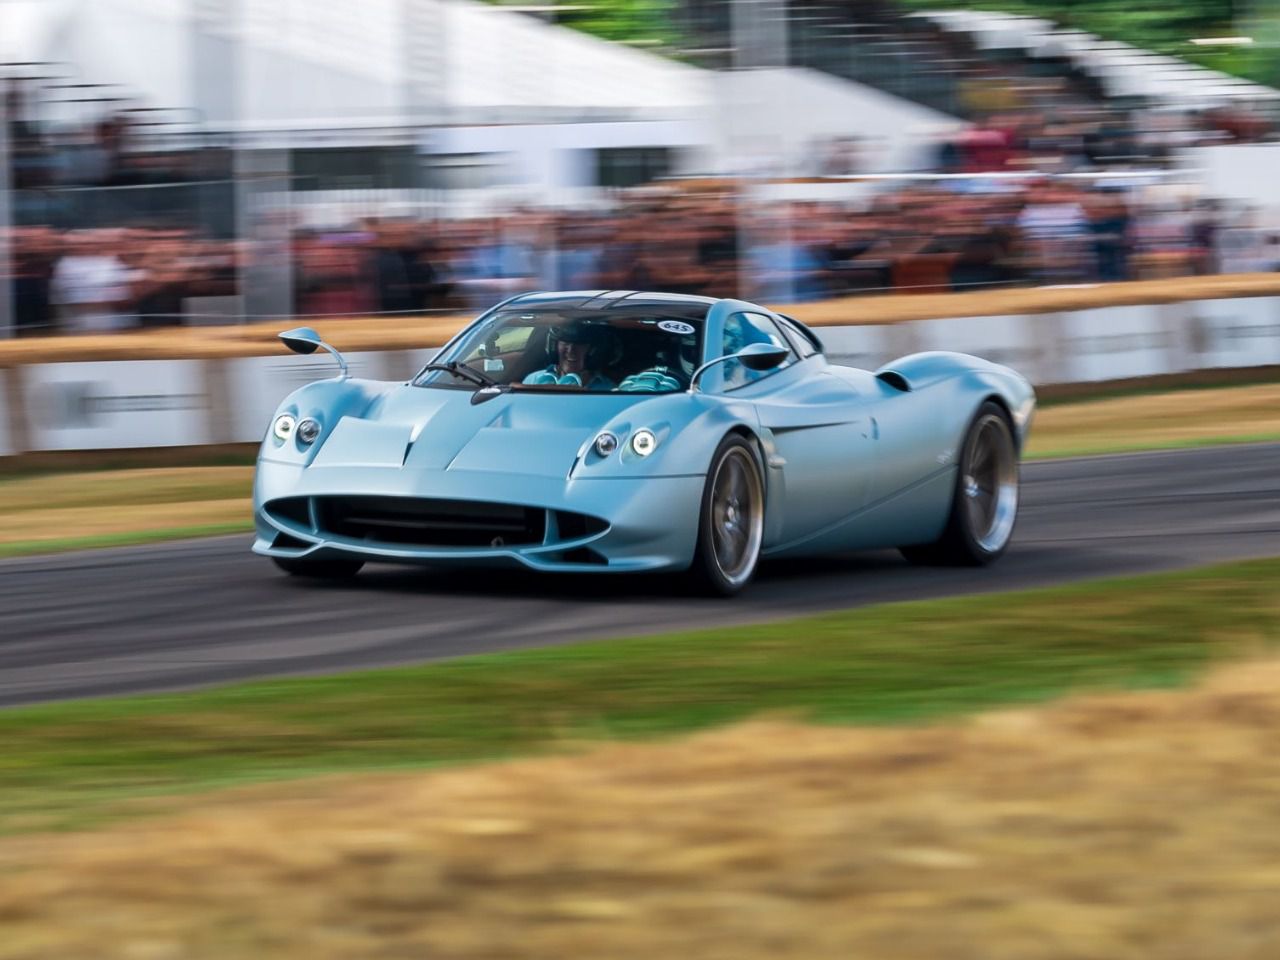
309 385 657 477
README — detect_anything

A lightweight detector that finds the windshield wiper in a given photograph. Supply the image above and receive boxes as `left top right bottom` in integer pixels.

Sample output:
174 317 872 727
420 360 498 388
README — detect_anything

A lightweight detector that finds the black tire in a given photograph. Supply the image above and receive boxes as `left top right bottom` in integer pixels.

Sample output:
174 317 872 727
900 401 1019 567
272 557 365 580
690 434 766 596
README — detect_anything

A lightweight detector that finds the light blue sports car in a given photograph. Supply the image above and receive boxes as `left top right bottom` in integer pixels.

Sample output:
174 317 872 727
253 291 1035 594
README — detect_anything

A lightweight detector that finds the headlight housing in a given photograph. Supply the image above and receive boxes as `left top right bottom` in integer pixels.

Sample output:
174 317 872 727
296 418 321 445
272 413 296 441
593 431 619 457
631 429 658 457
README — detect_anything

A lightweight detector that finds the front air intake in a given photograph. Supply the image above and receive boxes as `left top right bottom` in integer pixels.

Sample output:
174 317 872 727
315 496 546 547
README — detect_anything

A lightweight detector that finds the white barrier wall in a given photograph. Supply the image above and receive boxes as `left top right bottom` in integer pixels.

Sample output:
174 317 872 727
4 298 1277 455
227 351 403 443
22 360 210 450
0 369 13 456
813 324 896 372
1188 297 1280 369
1057 305 1177 383
913 313 1063 386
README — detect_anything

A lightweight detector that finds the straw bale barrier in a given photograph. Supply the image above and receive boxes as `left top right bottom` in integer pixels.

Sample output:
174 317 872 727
4 273 1280 366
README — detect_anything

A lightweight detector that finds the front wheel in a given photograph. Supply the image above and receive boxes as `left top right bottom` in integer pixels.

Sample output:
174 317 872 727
691 435 766 596
900 401 1019 566
272 557 365 580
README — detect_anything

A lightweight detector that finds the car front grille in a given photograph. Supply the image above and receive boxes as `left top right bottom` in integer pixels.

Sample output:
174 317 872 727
264 496 606 549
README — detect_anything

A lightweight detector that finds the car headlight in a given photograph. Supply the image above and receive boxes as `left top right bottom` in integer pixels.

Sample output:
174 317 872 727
296 418 321 445
272 413 296 441
593 431 619 457
631 429 658 457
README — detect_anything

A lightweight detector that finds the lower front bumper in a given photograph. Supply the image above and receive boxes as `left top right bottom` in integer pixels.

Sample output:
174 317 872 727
252 462 705 573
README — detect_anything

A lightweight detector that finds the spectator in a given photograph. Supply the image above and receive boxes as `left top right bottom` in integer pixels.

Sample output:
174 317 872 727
50 231 137 332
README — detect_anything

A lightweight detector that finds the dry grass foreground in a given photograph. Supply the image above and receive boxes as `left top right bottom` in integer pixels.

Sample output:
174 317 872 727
0 466 251 551
3 272 1280 364
7 661 1280 959
1026 380 1280 457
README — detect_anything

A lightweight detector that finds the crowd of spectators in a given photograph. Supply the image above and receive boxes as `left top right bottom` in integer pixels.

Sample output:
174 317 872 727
6 70 1280 335
9 177 1276 335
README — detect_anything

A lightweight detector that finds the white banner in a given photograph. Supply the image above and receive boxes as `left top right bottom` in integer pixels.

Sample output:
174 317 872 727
23 360 209 450
227 351 394 443
1188 297 1280 369
0 370 13 456
1059 305 1178 382
912 313 1064 385
812 325 894 372
407 347 442 374
5 296 1278 456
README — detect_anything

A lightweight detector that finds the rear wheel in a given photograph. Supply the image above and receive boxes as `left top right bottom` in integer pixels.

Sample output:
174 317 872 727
900 401 1019 566
691 435 765 596
272 557 365 580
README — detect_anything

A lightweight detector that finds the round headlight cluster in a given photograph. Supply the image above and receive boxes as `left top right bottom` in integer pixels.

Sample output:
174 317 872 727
594 431 619 457
631 429 658 457
272 413 296 441
297 418 321 445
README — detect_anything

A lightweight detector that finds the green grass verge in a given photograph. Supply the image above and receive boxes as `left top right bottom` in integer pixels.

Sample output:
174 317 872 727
0 523 252 559
1028 432 1280 461
3 557 1277 834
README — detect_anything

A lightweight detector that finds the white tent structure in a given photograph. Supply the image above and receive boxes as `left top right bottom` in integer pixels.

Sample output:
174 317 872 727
4 0 959 189
4 0 711 135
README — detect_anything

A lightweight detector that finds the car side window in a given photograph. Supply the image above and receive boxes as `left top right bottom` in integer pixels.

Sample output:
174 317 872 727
721 312 795 390
776 316 819 359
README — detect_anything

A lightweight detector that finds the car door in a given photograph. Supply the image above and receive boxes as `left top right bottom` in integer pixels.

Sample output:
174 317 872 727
705 305 874 549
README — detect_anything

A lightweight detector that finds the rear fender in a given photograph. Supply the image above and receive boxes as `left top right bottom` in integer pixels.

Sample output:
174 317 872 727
877 351 1036 452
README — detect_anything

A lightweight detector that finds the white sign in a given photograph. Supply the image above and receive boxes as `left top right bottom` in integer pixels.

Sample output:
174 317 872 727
227 351 392 443
1188 297 1280 369
0 370 13 456
23 360 209 450
913 314 1063 384
818 324 895 371
1059 306 1177 382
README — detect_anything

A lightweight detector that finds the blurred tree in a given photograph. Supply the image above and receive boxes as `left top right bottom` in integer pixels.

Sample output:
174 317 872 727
492 0 678 47
894 0 1277 85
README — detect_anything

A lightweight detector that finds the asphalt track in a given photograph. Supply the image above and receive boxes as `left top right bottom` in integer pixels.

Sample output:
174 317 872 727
2 443 1277 708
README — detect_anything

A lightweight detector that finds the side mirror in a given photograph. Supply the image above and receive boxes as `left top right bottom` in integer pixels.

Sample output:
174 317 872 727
737 342 790 371
278 326 349 380
279 326 323 355
689 342 790 393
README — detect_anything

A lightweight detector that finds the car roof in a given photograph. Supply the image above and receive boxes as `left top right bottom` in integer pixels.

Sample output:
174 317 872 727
507 290 720 314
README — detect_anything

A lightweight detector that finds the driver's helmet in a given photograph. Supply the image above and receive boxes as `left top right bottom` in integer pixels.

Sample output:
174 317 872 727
546 319 615 368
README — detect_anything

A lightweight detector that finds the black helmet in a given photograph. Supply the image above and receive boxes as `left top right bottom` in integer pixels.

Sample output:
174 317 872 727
547 320 615 366
548 319 605 345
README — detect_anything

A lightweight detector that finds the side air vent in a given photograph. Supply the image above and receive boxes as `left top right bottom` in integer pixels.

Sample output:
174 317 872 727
266 497 312 528
876 370 911 392
559 547 608 566
553 510 610 541
272 531 312 551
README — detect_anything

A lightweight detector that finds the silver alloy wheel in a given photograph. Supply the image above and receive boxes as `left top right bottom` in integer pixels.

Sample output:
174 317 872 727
709 446 764 588
961 413 1019 553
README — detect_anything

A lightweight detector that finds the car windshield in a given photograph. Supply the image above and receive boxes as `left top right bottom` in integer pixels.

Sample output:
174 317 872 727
414 307 705 394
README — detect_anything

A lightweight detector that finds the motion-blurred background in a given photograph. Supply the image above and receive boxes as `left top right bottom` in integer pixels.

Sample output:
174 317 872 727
3 0 1280 337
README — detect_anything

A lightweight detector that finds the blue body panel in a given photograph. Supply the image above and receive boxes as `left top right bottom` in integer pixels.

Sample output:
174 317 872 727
253 296 1035 573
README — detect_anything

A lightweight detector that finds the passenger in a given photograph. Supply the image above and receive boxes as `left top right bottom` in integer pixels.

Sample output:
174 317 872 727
523 321 616 391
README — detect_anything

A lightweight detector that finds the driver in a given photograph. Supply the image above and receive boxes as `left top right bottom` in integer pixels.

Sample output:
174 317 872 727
522 320 616 391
